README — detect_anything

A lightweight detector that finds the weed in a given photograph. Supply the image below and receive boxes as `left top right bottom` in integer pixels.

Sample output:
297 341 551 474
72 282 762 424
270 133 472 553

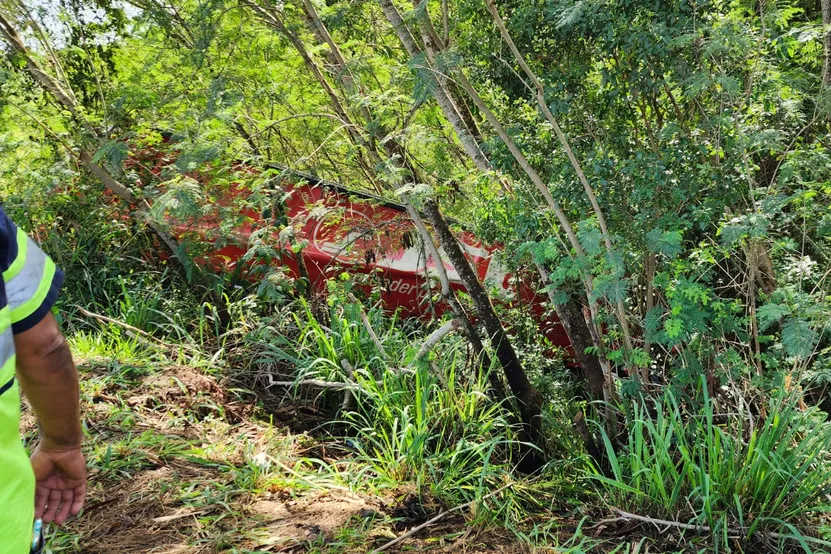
590 381 831 551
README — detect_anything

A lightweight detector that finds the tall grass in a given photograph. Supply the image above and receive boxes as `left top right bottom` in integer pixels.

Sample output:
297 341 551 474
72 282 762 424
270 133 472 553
345 356 515 502
590 383 831 551
246 300 541 508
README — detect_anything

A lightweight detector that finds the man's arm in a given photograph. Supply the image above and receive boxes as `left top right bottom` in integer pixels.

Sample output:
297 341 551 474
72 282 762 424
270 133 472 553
15 313 86 525
16 313 82 449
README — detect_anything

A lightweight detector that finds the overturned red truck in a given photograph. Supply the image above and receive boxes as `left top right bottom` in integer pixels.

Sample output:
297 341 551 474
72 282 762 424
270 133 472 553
162 167 572 351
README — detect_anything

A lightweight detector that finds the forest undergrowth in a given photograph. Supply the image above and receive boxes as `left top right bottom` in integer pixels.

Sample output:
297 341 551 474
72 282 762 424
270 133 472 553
24 247 831 554
3 0 831 551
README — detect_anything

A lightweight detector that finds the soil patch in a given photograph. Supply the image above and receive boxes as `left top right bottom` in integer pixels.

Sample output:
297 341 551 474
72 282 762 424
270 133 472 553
250 490 382 549
60 461 227 553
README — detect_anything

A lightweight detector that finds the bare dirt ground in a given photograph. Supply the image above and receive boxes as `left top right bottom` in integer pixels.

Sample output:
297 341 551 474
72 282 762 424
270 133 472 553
21 361 539 553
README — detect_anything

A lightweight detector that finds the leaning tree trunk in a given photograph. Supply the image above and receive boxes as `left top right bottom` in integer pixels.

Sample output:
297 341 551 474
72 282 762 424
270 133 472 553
271 0 513 403
405 204 508 399
535 262 606 402
378 0 494 177
823 0 831 87
378 0 611 403
245 0 547 465
422 199 545 468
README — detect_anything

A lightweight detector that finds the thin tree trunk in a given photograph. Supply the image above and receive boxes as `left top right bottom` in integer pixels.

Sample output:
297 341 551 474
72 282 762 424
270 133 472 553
422 199 545 468
822 0 831 87
483 0 636 369
297 0 377 143
234 121 263 157
299 0 358 91
450 68 609 357
378 0 495 179
246 0 543 461
643 252 657 370
441 0 449 46
404 203 507 400
535 261 606 401
411 0 483 142
747 243 763 376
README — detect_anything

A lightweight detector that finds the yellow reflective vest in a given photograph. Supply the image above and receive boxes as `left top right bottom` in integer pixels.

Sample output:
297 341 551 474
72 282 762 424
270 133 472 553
0 208 64 554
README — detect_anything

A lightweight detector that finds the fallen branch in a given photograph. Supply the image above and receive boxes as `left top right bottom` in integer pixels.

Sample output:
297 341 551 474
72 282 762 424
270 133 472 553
266 378 363 390
603 508 827 545
74 305 154 338
611 509 730 536
153 509 210 524
410 319 460 365
74 305 200 354
370 483 514 553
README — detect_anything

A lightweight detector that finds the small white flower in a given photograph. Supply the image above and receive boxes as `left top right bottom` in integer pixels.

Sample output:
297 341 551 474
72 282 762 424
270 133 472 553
251 452 272 472
785 256 817 280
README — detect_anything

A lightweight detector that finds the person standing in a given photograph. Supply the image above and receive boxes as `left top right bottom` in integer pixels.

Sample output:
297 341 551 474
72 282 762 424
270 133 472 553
0 207 85 553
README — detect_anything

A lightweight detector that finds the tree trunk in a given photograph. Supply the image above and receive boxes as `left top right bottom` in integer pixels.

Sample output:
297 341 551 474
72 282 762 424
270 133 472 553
299 0 358 92
378 0 614 404
643 251 657 367
823 0 831 87
422 199 545 468
535 262 606 401
297 0 377 142
483 0 635 369
411 0 483 142
378 0 495 178
246 0 544 462
404 203 507 400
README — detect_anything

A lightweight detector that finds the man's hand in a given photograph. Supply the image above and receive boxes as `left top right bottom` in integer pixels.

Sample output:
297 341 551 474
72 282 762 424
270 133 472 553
30 444 86 525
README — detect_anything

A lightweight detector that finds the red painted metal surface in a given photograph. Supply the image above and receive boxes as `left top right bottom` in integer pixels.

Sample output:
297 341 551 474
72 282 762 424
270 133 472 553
163 173 572 351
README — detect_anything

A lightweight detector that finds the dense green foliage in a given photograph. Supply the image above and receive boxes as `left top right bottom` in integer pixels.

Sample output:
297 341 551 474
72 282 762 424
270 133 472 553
2 0 831 551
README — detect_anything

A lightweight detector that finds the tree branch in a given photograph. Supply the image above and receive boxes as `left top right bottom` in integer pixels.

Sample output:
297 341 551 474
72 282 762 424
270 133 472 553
410 319 460 364
483 0 636 368
370 483 514 553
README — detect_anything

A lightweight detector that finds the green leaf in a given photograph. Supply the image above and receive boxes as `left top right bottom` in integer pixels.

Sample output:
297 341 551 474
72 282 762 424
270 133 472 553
665 318 683 339
92 141 129 173
782 318 817 360
645 307 664 335
632 348 650 368
646 228 683 258
757 303 790 332
577 220 603 256
550 289 569 305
